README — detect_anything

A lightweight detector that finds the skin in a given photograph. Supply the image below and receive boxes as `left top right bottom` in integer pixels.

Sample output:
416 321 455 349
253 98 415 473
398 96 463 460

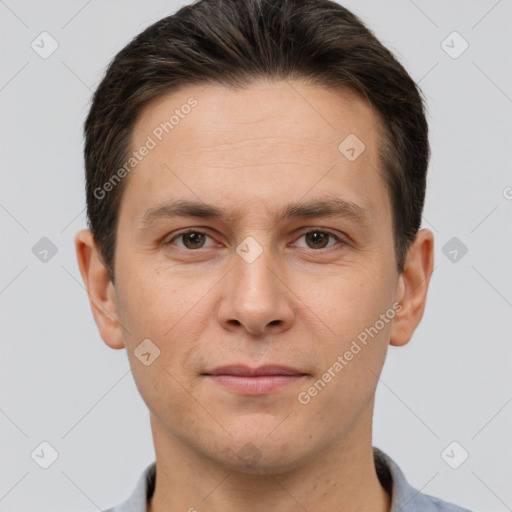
75 80 434 512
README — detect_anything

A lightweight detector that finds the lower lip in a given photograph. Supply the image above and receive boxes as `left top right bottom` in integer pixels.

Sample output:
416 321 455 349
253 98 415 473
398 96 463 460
206 374 306 395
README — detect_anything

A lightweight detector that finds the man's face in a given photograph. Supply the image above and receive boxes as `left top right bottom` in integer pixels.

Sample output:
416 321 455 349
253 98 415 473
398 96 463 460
109 81 402 471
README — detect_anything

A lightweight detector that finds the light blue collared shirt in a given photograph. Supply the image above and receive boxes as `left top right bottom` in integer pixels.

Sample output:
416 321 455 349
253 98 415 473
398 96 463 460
104 447 472 511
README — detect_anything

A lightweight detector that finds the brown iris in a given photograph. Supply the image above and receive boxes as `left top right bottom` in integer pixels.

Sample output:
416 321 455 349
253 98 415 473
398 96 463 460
304 231 330 249
181 232 207 249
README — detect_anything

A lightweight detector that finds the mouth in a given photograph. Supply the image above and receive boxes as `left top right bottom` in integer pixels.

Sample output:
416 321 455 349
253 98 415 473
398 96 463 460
202 365 309 395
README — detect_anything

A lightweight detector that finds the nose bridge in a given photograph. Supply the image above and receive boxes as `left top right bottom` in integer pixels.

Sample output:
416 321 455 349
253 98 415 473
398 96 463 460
218 233 294 335
232 235 280 307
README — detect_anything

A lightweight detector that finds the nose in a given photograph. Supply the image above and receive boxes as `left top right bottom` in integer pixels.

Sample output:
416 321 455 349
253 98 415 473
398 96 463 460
217 245 295 337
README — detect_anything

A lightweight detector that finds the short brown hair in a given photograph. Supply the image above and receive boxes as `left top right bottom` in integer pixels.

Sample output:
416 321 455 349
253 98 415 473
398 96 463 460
84 0 429 283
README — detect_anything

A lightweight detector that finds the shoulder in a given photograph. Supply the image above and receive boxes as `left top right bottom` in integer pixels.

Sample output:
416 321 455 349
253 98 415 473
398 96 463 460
410 490 473 511
373 447 473 512
407 487 473 511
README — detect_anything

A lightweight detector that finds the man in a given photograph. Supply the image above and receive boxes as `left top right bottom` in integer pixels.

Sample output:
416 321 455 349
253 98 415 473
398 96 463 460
75 0 471 510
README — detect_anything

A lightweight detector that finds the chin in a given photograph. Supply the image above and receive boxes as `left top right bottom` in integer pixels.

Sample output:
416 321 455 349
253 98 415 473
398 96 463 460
221 446 309 475
209 423 313 475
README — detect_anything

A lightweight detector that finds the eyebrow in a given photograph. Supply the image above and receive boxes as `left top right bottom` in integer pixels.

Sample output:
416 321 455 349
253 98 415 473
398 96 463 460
138 196 371 228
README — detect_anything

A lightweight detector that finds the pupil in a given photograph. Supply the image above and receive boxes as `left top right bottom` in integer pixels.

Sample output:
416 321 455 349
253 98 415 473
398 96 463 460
307 231 328 248
185 232 204 248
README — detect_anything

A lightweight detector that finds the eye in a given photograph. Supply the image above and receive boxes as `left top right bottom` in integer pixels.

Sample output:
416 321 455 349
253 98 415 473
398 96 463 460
165 230 215 250
293 230 343 250
164 228 344 252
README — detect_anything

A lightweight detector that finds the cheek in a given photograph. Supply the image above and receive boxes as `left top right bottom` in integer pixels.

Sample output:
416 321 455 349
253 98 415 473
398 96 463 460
296 266 395 402
132 362 206 441
116 260 192 336
302 265 394 343
296 313 391 440
118 276 209 428
116 264 215 378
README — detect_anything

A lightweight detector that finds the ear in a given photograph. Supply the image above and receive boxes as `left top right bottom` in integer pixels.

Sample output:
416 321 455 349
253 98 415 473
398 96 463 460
390 229 434 347
74 229 125 349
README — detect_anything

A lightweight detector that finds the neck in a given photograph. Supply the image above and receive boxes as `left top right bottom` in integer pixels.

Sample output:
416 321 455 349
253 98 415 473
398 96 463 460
147 409 390 512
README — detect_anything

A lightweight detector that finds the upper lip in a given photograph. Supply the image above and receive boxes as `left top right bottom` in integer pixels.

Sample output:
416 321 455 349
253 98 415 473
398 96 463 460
204 365 307 376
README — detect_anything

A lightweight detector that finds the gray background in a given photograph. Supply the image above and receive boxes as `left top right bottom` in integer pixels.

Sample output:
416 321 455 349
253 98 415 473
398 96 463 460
1 0 511 510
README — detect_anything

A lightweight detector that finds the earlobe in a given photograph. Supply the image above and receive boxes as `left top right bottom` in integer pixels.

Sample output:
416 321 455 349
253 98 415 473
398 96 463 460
74 229 125 349
389 229 434 347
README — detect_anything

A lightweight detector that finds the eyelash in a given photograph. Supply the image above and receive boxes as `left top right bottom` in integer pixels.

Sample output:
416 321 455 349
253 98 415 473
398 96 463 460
163 228 345 252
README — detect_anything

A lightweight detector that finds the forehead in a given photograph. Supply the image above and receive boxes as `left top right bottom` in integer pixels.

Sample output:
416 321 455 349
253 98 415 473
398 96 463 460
120 80 389 226
134 80 380 155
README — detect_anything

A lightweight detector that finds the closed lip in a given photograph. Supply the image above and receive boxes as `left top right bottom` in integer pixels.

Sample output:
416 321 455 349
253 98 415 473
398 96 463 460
203 365 307 376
